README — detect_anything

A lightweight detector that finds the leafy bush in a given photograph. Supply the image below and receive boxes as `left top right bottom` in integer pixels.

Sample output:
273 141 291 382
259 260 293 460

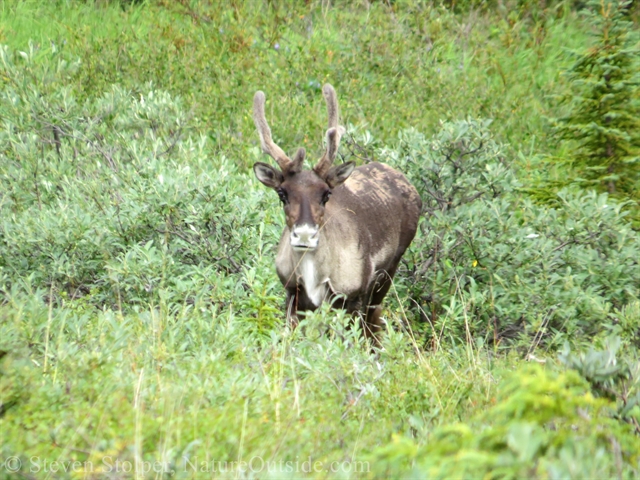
369 363 640 478
0 45 279 325
560 335 640 434
381 119 640 347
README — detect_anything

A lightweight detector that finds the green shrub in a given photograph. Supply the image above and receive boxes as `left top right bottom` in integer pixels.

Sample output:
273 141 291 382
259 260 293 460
369 363 640 478
381 119 640 347
560 335 640 434
0 45 280 325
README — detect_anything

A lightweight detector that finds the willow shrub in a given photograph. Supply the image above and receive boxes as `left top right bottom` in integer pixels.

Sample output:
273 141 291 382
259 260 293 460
378 119 640 348
0 45 282 331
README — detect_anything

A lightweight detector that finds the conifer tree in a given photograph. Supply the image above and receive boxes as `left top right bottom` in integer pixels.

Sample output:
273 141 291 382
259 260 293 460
552 0 640 196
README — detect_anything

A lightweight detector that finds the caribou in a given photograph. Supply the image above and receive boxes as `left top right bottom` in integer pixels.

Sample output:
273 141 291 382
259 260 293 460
252 84 422 343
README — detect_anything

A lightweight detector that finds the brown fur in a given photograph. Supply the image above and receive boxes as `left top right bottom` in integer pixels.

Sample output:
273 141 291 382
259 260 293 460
252 85 422 345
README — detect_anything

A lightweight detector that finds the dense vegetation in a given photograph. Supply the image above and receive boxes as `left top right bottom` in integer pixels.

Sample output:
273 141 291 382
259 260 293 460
1 0 639 478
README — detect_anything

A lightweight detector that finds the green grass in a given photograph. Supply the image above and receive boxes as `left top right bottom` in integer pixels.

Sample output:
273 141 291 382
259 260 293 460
1 1 639 478
1 298 507 478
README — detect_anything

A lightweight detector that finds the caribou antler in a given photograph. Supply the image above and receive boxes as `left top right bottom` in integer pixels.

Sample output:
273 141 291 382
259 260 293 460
314 84 345 178
253 91 298 172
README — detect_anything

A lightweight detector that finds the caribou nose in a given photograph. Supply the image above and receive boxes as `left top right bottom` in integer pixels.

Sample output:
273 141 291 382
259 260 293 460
290 224 319 250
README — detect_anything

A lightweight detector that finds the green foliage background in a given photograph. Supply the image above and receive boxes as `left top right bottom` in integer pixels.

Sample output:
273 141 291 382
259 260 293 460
0 0 639 478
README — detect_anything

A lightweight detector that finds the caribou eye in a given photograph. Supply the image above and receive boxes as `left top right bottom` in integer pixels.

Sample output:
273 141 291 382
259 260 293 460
277 189 288 204
321 190 332 206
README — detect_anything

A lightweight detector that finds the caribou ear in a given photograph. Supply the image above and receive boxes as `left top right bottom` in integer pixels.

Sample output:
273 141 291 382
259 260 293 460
325 161 355 188
253 162 284 189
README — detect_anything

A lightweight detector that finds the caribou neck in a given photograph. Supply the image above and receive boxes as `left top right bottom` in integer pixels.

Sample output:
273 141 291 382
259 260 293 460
276 227 333 308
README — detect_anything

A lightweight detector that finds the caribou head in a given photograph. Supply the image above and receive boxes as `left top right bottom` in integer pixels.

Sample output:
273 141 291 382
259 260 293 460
252 85 352 251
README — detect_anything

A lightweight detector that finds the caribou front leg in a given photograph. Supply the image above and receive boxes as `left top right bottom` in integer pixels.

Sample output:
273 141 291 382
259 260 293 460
285 285 318 329
285 288 299 329
363 304 383 348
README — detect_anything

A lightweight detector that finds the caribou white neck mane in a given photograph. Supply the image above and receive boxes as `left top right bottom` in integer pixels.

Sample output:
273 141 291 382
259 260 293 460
297 253 328 307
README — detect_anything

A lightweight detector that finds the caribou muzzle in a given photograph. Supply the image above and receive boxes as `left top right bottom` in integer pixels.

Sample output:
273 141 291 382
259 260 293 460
290 224 319 250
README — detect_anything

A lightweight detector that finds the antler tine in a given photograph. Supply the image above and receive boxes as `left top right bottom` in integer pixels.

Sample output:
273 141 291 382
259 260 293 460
323 83 339 130
314 84 345 177
253 91 291 171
